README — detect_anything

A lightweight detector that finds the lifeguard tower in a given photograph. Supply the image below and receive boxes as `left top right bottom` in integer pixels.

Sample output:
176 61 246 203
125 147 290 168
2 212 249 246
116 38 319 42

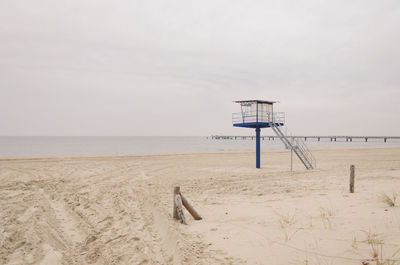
232 100 315 169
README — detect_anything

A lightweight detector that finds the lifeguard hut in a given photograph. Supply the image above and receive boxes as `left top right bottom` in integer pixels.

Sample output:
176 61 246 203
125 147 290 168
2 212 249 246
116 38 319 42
232 100 315 169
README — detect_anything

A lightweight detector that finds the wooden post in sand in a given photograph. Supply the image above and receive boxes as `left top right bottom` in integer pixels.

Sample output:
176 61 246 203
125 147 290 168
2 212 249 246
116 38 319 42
174 193 187 224
173 186 202 224
350 165 355 193
173 186 181 219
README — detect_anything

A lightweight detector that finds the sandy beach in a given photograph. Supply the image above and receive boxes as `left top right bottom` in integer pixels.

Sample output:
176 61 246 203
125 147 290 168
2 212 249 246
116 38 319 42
1 147 400 265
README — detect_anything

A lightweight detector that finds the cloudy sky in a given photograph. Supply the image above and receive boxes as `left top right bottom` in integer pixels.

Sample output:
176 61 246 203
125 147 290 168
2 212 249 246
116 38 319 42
1 0 399 136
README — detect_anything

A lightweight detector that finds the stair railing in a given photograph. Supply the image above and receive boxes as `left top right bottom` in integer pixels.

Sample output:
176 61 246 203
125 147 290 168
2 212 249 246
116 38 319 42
271 123 316 169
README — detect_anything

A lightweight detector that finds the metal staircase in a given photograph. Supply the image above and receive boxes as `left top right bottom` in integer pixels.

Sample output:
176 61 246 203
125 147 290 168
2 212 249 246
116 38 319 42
270 123 316 170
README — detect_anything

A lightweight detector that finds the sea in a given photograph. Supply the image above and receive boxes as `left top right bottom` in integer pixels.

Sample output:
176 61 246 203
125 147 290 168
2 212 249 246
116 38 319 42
0 136 399 157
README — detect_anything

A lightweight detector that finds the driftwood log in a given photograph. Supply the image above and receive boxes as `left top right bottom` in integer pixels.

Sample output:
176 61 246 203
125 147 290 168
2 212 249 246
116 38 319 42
173 186 202 224
181 194 202 220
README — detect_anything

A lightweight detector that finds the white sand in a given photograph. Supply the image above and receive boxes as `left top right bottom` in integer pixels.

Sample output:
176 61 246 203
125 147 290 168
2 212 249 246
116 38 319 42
1 147 400 265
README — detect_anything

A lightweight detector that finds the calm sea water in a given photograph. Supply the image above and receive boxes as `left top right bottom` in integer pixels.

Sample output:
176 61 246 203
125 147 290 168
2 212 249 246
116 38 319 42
0 136 399 157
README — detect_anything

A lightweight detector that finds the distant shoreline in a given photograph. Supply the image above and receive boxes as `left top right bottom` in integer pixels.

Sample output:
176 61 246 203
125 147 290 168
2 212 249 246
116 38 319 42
0 136 399 157
1 146 400 161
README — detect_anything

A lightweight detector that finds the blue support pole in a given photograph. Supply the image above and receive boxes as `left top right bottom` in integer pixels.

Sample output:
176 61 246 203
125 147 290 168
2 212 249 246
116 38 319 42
256 127 261 168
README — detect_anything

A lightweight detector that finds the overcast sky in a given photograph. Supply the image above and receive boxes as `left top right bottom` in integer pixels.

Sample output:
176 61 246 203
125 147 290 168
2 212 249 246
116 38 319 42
1 0 399 136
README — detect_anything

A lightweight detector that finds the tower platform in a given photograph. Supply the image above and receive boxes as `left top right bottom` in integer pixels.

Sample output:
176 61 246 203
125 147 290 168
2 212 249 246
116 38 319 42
233 122 284 128
232 111 285 128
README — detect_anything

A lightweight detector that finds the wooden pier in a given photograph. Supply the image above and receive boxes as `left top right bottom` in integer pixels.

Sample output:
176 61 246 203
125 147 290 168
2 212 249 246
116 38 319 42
210 135 400 143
